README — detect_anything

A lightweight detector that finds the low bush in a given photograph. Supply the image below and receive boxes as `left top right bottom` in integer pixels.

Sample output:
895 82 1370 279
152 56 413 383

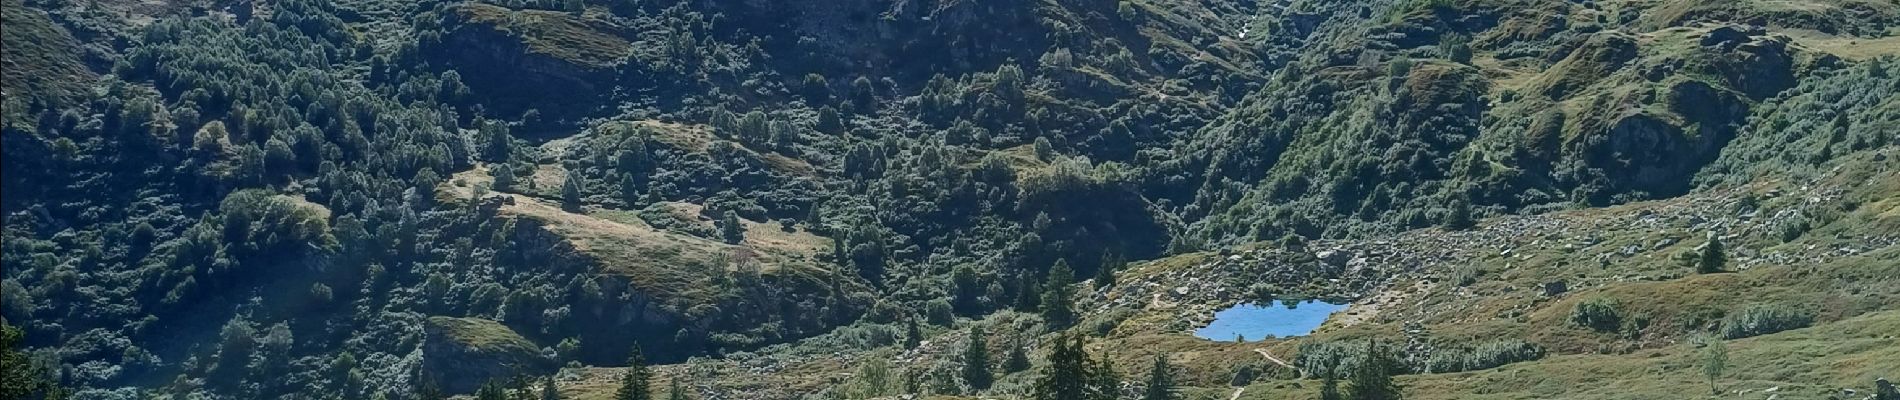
1570 297 1622 333
1720 304 1813 339
1423 339 1544 373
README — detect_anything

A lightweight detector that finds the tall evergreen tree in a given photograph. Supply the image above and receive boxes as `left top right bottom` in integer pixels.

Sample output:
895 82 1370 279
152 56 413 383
667 377 689 400
1347 340 1401 400
616 346 651 400
1004 340 1032 373
1697 233 1727 274
1029 334 1118 400
1142 354 1176 400
904 317 923 350
1094 252 1122 290
620 173 642 206
493 166 517 191
719 211 745 244
1015 274 1042 312
480 120 513 162
562 175 583 212
475 380 509 400
1032 335 1089 400
1041 259 1076 329
540 376 561 400
962 326 993 390
415 376 447 400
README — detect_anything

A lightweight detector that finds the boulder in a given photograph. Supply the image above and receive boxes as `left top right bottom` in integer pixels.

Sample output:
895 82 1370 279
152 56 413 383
1543 280 1568 297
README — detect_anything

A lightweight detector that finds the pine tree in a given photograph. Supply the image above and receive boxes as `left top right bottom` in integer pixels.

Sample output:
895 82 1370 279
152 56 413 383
415 376 447 400
1087 351 1119 400
719 211 745 244
962 326 993 390
616 136 650 177
540 376 561 400
904 317 923 349
493 166 517 191
476 380 509 400
1026 334 1119 400
616 345 651 400
1004 341 1031 373
480 120 513 162
620 174 642 206
510 375 533 400
1346 340 1401 400
1031 335 1089 400
1094 252 1122 290
562 175 583 212
1041 259 1076 329
1697 233 1726 274
1015 274 1042 312
1142 354 1176 400
666 377 689 400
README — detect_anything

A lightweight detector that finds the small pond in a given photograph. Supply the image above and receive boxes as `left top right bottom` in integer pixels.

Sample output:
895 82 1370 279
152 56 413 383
1193 300 1350 342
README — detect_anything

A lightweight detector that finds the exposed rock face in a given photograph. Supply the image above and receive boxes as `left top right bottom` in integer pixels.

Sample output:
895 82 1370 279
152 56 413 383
432 5 624 116
421 317 555 394
718 0 1046 80
1561 24 1801 201
441 22 604 96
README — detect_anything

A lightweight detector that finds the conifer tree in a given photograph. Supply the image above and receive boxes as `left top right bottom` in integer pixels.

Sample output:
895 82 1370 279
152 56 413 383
476 380 509 400
1027 334 1120 400
1142 354 1176 400
1004 340 1031 373
1697 234 1727 274
1041 259 1076 329
562 175 583 212
541 376 561 400
1031 335 1089 400
667 377 689 400
1347 340 1401 400
493 166 517 191
1015 274 1042 312
719 211 745 244
1094 252 1122 290
616 346 651 400
904 317 923 350
962 326 993 390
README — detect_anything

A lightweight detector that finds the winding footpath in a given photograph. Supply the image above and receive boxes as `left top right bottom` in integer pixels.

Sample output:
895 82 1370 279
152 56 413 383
1232 348 1299 400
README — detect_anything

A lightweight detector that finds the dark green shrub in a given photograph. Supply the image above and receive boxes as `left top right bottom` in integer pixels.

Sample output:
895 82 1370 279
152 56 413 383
1570 297 1622 332
1720 304 1813 339
1423 339 1544 373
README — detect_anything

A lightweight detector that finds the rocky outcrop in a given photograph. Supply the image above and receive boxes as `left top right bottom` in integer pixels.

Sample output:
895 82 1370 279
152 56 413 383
431 4 625 116
421 317 554 394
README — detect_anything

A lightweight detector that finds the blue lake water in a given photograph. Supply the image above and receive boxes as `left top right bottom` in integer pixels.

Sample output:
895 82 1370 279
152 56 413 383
1193 300 1350 341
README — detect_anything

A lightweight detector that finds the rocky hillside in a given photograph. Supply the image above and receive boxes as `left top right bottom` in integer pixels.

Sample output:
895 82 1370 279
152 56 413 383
1 0 1897 398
